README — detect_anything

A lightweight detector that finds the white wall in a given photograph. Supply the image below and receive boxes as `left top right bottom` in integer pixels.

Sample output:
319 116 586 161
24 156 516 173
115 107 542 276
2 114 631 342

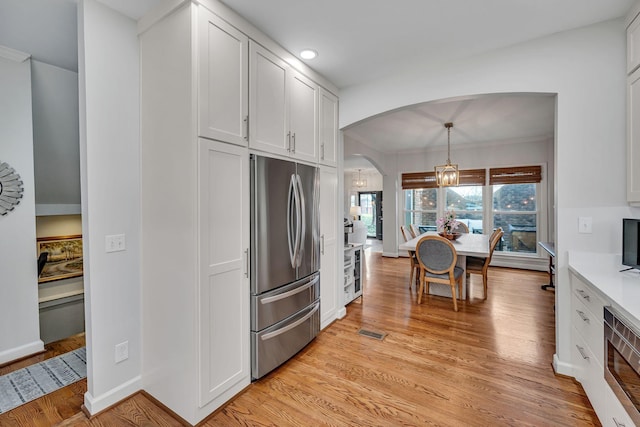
78 0 141 414
340 19 640 375
0 49 44 364
31 60 81 215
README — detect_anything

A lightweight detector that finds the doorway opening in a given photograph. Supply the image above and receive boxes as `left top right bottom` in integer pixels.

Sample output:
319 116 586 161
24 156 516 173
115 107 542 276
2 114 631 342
358 191 383 240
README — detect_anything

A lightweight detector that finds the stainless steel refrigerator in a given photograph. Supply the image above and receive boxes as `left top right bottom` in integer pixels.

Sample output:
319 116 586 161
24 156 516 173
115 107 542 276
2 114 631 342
250 154 320 380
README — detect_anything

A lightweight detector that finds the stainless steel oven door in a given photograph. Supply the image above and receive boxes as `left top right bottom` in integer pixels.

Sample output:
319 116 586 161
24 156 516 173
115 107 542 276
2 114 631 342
604 307 640 425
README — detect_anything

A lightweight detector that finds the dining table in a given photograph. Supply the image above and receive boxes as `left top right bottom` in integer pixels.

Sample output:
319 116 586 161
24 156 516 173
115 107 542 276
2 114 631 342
399 231 491 300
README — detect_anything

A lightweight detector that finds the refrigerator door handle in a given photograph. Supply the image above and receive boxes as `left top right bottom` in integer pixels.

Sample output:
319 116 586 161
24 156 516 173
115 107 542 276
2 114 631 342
259 275 319 304
287 174 297 268
295 174 306 267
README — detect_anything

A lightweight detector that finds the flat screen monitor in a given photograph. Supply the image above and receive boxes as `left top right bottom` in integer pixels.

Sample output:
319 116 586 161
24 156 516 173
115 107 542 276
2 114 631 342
622 218 640 269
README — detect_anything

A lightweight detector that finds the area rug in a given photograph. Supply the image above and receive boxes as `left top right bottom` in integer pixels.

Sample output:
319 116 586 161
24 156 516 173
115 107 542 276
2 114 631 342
0 347 86 414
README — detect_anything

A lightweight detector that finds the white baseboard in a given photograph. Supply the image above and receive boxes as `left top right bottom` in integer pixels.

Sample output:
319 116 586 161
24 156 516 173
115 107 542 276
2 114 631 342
553 353 573 377
84 375 142 415
382 251 398 258
336 307 347 319
0 339 44 365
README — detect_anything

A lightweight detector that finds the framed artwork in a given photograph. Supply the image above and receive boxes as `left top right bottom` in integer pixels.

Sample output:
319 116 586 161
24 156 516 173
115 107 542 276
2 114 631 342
37 235 83 283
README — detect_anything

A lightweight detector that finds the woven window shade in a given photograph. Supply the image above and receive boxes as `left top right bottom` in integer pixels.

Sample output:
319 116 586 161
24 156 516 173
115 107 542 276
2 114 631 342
401 172 437 189
458 169 486 186
489 166 542 185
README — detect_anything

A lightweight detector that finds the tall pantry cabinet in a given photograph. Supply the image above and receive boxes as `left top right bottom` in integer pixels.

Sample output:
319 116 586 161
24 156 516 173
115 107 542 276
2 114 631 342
139 0 340 424
140 3 249 425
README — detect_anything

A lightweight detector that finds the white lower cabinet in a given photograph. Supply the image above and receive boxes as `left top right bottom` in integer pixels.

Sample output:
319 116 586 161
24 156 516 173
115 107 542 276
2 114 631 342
604 384 635 427
197 139 250 407
319 166 339 328
569 271 637 426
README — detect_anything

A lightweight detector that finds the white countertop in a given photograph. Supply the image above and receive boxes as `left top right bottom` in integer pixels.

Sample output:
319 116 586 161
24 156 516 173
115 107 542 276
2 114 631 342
568 251 640 323
399 231 490 257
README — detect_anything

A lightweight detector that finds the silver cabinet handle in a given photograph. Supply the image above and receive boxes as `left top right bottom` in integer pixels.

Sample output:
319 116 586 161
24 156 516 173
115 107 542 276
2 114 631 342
244 248 249 278
287 131 291 152
321 234 325 255
576 345 589 360
291 132 296 153
576 310 589 323
321 143 325 160
243 115 248 141
613 417 626 427
576 289 590 301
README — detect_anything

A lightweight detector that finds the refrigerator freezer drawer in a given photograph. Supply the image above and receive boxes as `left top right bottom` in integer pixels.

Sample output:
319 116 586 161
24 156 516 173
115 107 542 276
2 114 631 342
251 273 319 332
251 300 320 380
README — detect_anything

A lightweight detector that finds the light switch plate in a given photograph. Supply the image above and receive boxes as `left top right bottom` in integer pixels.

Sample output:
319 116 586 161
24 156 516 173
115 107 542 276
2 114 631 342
578 217 592 234
105 234 126 252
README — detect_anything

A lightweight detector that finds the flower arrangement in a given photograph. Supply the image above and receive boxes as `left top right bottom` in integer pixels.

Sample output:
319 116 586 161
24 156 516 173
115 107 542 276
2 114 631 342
436 210 460 235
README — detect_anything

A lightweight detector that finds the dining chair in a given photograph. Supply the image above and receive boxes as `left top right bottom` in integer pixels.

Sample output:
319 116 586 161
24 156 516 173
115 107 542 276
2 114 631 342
400 225 420 290
456 222 469 233
415 235 464 311
409 224 420 239
466 227 504 300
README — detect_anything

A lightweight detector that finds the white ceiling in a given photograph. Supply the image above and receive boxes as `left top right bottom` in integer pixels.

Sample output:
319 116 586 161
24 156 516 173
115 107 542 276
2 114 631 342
0 0 632 173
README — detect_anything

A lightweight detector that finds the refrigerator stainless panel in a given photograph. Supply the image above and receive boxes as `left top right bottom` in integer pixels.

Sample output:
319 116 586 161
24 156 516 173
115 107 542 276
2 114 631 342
251 155 297 295
251 300 320 380
251 272 319 331
294 162 320 279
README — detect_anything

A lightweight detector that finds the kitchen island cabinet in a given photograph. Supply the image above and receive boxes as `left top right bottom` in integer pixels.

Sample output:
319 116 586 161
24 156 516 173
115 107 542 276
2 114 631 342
568 251 640 426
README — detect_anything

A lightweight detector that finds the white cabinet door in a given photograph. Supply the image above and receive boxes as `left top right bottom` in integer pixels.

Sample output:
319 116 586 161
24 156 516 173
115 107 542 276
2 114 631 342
319 166 338 328
628 67 640 203
198 139 250 407
198 8 248 146
249 42 289 156
289 69 318 163
319 88 338 167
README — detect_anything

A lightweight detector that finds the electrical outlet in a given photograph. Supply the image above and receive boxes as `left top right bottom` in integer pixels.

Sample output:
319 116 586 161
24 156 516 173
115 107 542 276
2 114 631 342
115 341 129 363
578 217 593 234
105 234 126 253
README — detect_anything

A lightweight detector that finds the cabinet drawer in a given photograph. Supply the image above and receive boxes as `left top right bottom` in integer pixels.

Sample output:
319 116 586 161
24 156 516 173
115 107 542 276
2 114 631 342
571 277 605 322
604 382 635 427
251 301 319 379
571 330 607 419
571 293 604 366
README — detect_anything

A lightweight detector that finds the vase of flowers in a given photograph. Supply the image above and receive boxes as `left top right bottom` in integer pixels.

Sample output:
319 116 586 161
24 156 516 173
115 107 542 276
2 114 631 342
436 210 460 239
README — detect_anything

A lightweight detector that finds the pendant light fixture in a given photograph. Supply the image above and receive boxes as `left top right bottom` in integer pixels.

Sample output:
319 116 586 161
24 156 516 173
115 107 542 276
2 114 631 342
434 122 459 187
353 169 367 188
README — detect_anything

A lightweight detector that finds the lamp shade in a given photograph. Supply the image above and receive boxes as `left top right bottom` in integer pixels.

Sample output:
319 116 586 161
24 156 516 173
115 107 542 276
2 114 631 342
349 206 361 218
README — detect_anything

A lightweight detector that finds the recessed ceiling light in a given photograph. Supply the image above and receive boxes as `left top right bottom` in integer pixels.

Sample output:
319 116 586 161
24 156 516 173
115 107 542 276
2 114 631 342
300 49 318 60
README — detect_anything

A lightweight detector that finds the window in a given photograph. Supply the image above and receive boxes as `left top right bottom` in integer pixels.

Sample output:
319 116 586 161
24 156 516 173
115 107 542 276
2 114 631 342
493 183 537 253
445 186 483 233
490 166 542 254
401 165 544 257
404 188 438 232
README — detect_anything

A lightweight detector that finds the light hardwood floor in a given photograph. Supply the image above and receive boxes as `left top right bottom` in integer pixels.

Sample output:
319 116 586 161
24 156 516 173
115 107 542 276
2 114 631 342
0 252 599 426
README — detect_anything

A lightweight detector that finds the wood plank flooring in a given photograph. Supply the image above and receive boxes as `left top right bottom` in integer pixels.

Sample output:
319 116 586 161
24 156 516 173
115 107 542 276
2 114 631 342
0 252 599 426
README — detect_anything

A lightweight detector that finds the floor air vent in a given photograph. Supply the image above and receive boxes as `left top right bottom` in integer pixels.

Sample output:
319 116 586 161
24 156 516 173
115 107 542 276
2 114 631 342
358 329 386 340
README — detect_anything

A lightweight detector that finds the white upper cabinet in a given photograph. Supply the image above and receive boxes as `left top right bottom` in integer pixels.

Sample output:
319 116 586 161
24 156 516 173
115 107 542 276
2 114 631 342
249 41 318 163
198 8 248 146
319 88 338 167
249 42 289 156
628 68 640 204
628 10 640 75
289 70 318 163
628 6 640 204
